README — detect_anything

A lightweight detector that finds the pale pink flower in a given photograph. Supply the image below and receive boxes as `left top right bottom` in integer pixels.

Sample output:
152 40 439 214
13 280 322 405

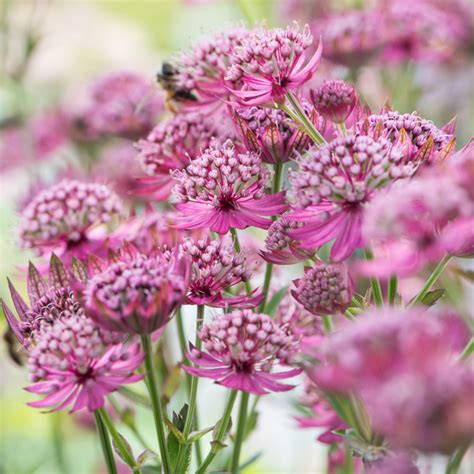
310 80 357 124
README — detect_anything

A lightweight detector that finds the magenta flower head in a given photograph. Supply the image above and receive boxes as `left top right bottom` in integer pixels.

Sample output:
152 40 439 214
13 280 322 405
172 140 288 233
74 71 163 140
136 113 219 201
310 80 357 124
288 133 412 261
291 260 353 316
18 179 122 258
259 216 315 265
233 103 314 164
180 237 263 308
227 24 323 105
184 309 301 394
26 313 143 412
82 244 190 334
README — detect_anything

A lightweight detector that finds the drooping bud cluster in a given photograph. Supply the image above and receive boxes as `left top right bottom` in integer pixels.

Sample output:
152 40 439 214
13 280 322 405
291 261 352 316
18 179 122 252
185 309 301 394
227 24 322 105
180 237 261 308
310 80 357 124
26 313 142 412
173 140 288 233
84 248 189 334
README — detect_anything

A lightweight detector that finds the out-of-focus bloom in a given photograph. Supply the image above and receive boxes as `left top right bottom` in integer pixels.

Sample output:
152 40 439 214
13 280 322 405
136 113 220 201
288 133 414 261
260 216 314 265
309 308 474 453
361 172 474 277
310 80 357 124
26 313 143 412
227 24 323 105
180 237 263 308
18 179 122 257
82 244 189 334
312 9 384 69
73 71 163 140
291 260 352 316
173 26 249 110
366 451 419 474
184 309 301 394
173 140 288 233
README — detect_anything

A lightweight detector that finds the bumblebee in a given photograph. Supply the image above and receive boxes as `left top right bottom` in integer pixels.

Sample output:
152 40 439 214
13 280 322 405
156 62 197 112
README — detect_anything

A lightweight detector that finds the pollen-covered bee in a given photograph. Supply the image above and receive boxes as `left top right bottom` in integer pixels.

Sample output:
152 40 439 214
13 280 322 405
156 62 197 112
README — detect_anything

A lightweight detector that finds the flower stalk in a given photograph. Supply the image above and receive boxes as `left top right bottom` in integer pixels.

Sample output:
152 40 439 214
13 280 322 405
231 391 250 473
94 410 118 474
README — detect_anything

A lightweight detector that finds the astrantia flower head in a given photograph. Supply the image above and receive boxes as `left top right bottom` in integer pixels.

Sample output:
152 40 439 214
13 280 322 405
291 260 353 316
136 113 218 201
310 80 357 124
18 179 122 256
26 313 142 412
180 237 263 308
260 216 314 265
233 102 315 164
184 309 301 394
173 140 288 233
288 133 411 261
227 24 323 105
83 245 189 334
74 71 163 139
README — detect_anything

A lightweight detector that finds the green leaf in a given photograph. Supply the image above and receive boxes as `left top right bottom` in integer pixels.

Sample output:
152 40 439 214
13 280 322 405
239 452 263 471
243 410 258 440
420 289 445 306
120 407 135 429
162 365 182 404
140 466 161 474
167 404 191 472
212 415 233 443
187 426 213 443
265 286 288 316
112 432 134 466
164 418 185 444
136 449 158 466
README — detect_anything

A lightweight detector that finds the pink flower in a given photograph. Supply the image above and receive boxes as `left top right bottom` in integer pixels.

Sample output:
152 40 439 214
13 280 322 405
227 24 323 105
310 80 357 124
136 113 220 201
18 179 122 258
26 313 143 412
184 309 301 394
74 71 163 140
180 237 263 308
291 260 353 316
172 140 288 233
288 133 413 261
82 244 190 334
260 216 315 265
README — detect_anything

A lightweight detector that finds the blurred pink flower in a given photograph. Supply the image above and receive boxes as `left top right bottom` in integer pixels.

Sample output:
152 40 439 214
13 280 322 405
310 80 357 124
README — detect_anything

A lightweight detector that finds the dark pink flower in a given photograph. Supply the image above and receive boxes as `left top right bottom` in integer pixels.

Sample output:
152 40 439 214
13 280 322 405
184 309 301 394
180 237 263 308
82 245 189 334
136 113 219 201
260 216 315 265
227 24 323 105
172 140 288 233
291 260 353 316
26 313 143 412
18 179 122 258
310 80 357 124
288 133 413 261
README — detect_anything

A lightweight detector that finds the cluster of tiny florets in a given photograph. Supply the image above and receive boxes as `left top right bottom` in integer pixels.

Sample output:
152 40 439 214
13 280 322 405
310 80 356 123
292 263 351 316
196 310 299 371
18 180 122 249
236 106 293 141
265 218 304 252
290 134 408 209
173 140 269 207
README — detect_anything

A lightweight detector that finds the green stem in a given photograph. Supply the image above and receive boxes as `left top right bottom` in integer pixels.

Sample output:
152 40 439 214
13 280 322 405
408 255 452 307
197 390 238 474
286 91 326 146
322 315 333 334
140 334 171 474
118 387 151 408
387 276 398 306
445 443 469 474
230 228 252 294
51 412 68 474
344 310 356 321
459 336 474 361
176 309 192 394
98 408 138 473
176 305 205 473
94 410 118 474
364 249 384 307
231 391 250 473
